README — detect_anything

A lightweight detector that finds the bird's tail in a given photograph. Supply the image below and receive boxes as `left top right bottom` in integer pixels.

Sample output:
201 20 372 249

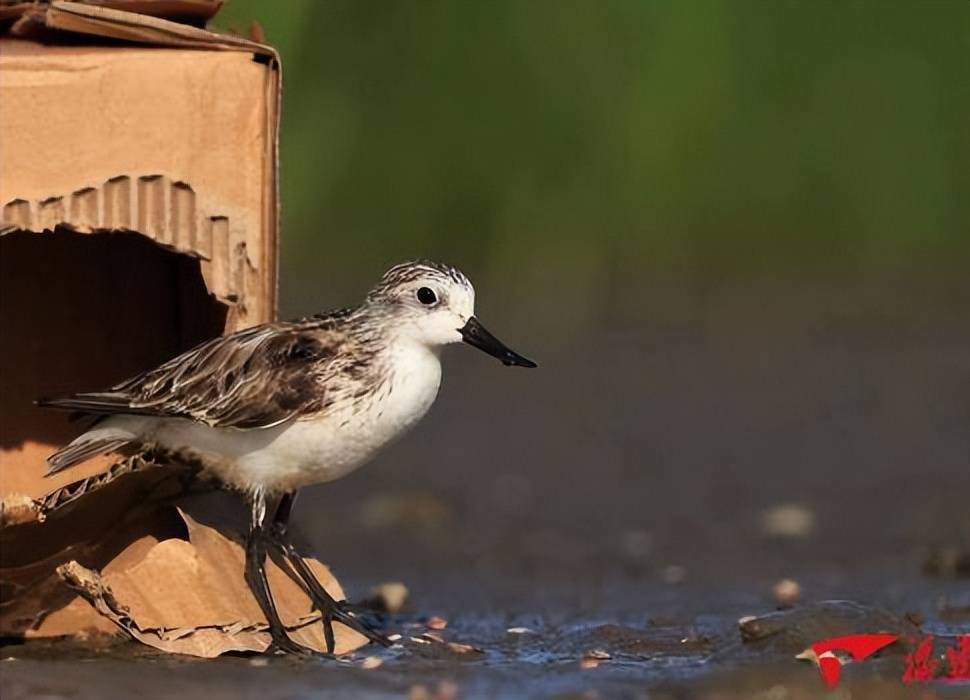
45 424 135 476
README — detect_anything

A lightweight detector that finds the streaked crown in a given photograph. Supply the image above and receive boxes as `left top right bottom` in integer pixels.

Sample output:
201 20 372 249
368 260 471 300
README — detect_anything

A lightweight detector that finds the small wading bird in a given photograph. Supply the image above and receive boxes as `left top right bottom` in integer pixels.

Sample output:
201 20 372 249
38 260 535 655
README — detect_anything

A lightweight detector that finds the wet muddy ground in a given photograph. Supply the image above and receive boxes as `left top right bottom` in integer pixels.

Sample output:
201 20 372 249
3 286 969 698
3 583 969 699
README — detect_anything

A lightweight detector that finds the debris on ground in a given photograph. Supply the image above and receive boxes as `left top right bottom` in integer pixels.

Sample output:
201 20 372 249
361 581 410 613
360 656 383 669
55 504 369 658
760 503 815 538
772 578 802 608
407 680 458 700
425 615 448 630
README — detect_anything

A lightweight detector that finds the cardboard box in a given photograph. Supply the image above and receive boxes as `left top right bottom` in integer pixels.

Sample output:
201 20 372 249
0 2 367 656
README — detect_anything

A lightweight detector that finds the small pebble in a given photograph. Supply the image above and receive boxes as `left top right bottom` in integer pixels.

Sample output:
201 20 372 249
426 616 448 630
761 503 815 538
738 614 771 642
408 685 431 700
506 627 534 634
773 578 801 608
738 615 756 626
585 649 611 660
360 656 383 670
446 641 483 655
366 581 409 613
436 680 459 700
407 681 459 700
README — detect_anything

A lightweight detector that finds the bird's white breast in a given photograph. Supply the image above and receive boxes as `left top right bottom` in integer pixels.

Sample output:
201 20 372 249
214 341 443 493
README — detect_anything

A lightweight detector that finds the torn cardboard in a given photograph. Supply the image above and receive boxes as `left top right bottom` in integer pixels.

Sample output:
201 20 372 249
59 507 367 657
1 0 281 497
0 2 368 657
0 453 199 640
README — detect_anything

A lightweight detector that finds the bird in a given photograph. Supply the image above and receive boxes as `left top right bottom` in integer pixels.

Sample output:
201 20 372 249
37 260 536 656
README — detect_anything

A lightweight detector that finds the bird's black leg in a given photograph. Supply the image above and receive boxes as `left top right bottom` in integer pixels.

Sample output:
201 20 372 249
267 491 392 653
243 490 318 656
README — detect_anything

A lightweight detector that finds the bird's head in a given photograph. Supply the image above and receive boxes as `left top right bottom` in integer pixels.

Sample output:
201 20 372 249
366 260 536 368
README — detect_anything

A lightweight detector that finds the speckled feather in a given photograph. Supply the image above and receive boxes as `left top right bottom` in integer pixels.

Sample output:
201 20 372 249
40 313 376 428
38 260 533 494
39 262 470 429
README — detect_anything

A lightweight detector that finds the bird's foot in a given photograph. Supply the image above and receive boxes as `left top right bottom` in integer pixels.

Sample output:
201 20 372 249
265 630 326 657
317 599 393 651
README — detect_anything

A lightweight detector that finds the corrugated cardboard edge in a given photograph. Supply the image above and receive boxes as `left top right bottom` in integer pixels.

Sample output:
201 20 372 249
1 176 254 309
58 560 268 656
55 506 371 658
0 493 41 527
59 560 352 657
4 0 282 318
0 455 199 638
0 453 177 528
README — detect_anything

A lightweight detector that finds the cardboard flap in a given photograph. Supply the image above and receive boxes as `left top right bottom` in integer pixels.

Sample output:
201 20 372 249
0 1 223 25
12 1 277 58
56 505 369 658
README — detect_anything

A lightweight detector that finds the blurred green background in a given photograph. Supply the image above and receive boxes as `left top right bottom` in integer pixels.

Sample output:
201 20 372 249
214 0 968 322
203 1 969 611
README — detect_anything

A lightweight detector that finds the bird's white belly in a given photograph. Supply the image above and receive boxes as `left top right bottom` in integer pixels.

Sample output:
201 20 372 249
162 347 443 494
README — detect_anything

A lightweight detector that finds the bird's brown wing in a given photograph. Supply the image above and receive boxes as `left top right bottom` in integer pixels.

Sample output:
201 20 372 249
38 323 338 429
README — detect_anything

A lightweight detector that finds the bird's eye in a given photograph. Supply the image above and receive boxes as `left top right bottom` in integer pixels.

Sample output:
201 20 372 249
416 287 437 305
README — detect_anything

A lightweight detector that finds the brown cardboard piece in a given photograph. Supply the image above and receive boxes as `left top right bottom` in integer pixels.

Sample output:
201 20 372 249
0 3 370 656
59 507 367 657
0 2 224 27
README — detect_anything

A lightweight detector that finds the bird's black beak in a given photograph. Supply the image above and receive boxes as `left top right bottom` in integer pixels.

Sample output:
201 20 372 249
459 316 537 368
